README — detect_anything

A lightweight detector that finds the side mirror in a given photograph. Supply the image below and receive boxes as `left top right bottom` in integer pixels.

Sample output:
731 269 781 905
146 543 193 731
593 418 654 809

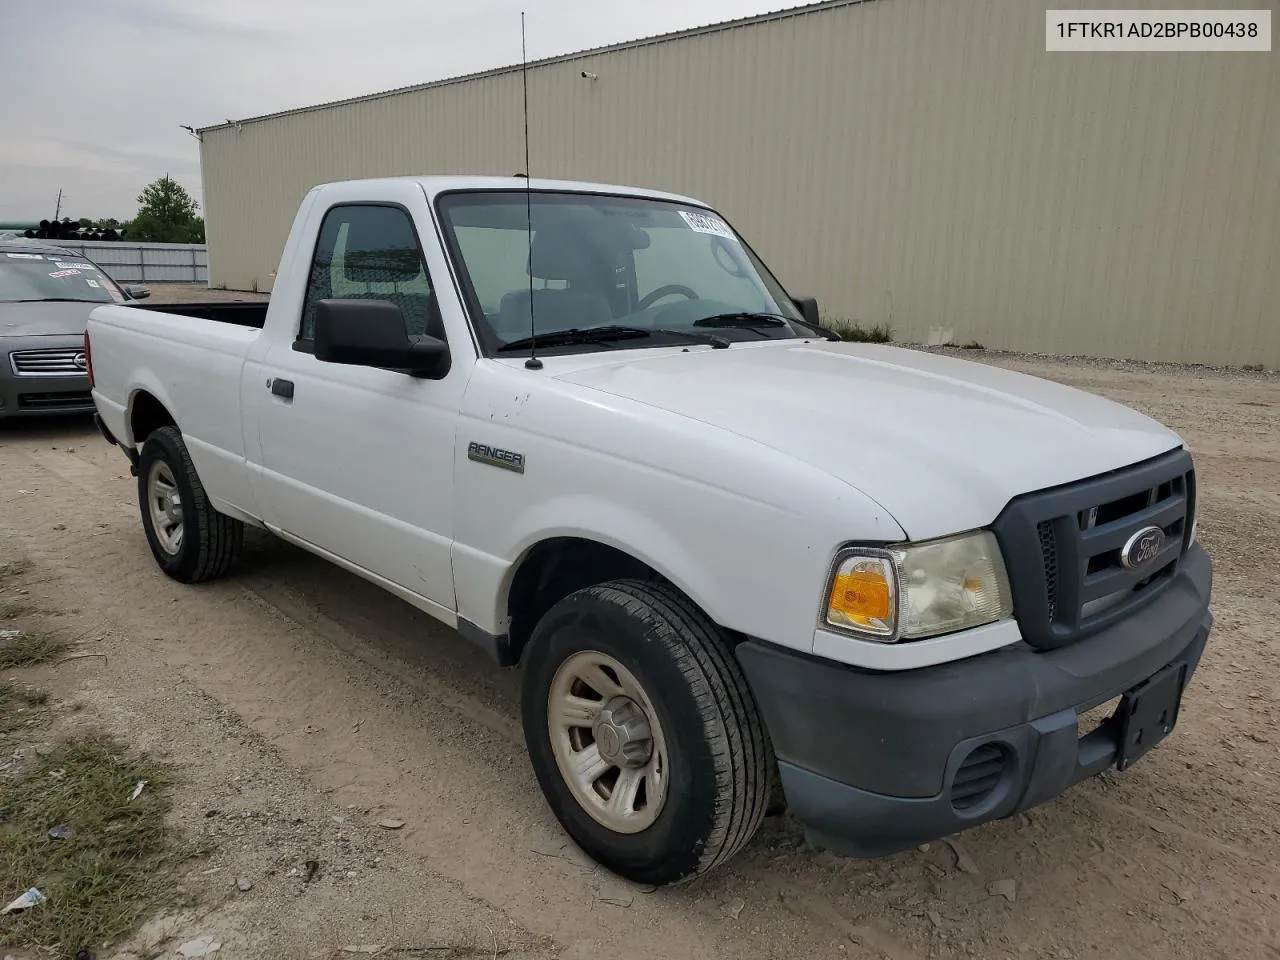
791 295 821 329
123 284 150 300
314 299 450 378
789 295 841 341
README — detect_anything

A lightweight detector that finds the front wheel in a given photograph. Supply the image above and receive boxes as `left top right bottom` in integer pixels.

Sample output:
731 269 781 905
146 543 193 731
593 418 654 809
137 425 243 583
521 579 773 885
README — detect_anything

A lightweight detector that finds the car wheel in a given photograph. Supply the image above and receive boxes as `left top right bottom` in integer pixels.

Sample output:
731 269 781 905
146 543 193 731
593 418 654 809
137 425 243 583
521 578 773 885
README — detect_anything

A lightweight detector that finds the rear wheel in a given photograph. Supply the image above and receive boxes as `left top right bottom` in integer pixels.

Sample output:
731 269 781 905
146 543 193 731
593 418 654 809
521 579 773 885
137 426 243 583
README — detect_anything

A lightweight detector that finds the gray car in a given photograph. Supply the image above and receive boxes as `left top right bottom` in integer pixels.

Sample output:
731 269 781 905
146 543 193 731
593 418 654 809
0 240 148 420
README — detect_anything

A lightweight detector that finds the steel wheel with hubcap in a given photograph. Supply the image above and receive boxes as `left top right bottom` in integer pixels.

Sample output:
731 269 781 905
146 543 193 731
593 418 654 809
136 425 244 583
146 460 184 555
522 578 774 886
548 650 669 834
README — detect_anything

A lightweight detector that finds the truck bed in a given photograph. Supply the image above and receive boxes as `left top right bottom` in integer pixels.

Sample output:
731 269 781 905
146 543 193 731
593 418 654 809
129 300 269 329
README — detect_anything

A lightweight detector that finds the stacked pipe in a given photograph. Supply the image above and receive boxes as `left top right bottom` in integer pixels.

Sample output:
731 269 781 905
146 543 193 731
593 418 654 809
22 218 124 241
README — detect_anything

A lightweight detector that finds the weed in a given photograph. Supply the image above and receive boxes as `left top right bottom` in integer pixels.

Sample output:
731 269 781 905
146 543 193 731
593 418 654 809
0 630 69 669
0 683 48 709
829 322 893 344
0 599 30 620
0 681 50 734
0 732 182 956
961 341 985 350
0 558 33 581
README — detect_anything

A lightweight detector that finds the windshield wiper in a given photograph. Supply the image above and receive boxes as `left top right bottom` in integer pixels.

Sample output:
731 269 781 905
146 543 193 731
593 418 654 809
499 325 652 352
693 311 842 342
499 325 729 353
789 316 843 341
652 327 730 349
10 297 101 304
694 312 789 329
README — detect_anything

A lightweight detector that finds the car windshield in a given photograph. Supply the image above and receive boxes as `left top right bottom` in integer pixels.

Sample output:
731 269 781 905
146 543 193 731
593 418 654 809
0 252 124 304
436 191 808 354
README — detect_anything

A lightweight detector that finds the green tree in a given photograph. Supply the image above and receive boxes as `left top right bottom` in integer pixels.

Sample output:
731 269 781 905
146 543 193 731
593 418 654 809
127 175 205 243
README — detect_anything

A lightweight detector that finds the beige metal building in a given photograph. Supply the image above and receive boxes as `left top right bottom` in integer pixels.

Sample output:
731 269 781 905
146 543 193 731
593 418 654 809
199 0 1279 367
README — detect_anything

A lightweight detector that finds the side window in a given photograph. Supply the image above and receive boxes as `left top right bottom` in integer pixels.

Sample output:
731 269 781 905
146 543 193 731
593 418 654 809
299 204 440 341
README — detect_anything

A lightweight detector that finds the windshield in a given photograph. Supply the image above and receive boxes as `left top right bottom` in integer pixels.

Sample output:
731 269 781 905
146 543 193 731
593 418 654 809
436 191 808 354
0 251 125 304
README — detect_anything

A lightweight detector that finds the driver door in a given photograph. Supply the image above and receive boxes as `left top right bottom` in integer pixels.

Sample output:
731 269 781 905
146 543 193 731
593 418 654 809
246 188 470 615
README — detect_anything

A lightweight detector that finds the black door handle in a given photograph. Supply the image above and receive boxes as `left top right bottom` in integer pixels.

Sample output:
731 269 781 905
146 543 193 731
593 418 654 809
270 378 295 400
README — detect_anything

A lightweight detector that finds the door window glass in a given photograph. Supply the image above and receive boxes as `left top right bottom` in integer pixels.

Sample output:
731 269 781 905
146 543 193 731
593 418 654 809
300 205 441 340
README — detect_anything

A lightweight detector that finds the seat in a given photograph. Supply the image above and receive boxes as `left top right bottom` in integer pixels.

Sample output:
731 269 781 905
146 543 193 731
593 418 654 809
497 288 611 339
495 222 614 341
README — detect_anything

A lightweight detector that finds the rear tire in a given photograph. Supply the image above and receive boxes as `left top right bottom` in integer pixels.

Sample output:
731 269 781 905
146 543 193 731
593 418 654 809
521 579 773 885
137 425 243 583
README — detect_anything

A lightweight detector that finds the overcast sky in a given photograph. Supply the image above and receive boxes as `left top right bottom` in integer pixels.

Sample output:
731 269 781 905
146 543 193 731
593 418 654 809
0 0 810 223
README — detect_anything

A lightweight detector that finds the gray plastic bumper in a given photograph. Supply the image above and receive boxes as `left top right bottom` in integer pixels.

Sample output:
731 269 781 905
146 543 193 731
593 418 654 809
736 545 1212 857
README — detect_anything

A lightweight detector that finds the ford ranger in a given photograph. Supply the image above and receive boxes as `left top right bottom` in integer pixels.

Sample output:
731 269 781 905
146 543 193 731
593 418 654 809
85 176 1213 886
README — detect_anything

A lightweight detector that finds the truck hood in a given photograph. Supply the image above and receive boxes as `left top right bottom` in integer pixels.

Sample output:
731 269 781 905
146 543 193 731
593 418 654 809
0 301 97 337
551 341 1183 539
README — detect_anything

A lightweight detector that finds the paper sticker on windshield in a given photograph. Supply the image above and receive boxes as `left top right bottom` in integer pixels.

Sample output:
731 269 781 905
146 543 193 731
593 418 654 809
54 261 93 271
48 269 82 279
85 278 101 288
6 252 43 259
679 211 737 241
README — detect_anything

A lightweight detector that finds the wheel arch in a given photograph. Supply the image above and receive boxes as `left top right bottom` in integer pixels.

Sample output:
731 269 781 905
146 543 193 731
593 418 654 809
127 384 178 447
502 533 718 667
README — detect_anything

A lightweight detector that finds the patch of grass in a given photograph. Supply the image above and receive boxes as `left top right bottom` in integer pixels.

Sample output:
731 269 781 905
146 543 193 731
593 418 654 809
0 733 182 957
0 682 48 710
960 340 985 350
0 681 50 734
0 630 69 668
0 557 33 581
1 599 31 620
829 322 893 344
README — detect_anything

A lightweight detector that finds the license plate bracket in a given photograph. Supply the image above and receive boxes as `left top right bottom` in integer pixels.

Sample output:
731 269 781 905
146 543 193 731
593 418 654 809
1116 663 1187 771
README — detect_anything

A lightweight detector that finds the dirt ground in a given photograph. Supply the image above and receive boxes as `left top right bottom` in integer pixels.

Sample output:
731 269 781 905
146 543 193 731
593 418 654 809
1 339 1278 960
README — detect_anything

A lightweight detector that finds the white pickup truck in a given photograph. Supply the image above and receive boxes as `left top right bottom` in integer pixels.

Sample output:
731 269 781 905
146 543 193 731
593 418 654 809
86 176 1213 886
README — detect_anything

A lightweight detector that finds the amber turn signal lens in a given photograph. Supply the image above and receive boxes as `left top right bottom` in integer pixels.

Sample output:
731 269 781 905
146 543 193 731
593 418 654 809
831 570 890 620
825 556 896 637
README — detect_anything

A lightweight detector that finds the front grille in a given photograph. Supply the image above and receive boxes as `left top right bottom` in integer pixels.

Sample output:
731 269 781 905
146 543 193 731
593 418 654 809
17 391 94 411
993 450 1195 649
1037 520 1059 621
10 348 86 376
951 742 1007 811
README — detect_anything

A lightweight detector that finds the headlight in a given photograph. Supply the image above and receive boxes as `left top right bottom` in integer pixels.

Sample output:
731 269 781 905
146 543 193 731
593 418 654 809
823 531 1013 642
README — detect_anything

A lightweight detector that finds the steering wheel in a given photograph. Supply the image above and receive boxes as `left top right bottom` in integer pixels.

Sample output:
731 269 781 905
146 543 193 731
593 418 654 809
637 284 699 311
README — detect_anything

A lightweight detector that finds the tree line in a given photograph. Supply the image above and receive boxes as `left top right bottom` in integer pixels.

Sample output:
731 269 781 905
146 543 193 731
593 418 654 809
21 176 205 244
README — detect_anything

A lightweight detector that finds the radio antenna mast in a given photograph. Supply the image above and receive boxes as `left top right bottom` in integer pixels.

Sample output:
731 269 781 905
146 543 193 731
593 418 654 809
521 11 542 370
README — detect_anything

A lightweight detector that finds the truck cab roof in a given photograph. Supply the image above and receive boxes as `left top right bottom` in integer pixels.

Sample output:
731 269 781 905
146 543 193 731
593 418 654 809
309 175 707 207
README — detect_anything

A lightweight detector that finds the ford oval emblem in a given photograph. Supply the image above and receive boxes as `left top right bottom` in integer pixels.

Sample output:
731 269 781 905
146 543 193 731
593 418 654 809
73 352 87 370
1121 525 1165 571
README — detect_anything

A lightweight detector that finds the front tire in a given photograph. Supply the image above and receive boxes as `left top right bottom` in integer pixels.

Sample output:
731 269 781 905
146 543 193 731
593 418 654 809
137 426 243 583
521 579 773 885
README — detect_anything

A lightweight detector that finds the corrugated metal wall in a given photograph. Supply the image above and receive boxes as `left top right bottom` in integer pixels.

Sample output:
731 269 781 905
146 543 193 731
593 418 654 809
200 0 1280 366
47 241 207 283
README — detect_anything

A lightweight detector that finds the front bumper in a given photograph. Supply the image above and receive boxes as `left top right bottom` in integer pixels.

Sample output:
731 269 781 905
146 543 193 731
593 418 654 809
0 337 93 419
736 544 1213 857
